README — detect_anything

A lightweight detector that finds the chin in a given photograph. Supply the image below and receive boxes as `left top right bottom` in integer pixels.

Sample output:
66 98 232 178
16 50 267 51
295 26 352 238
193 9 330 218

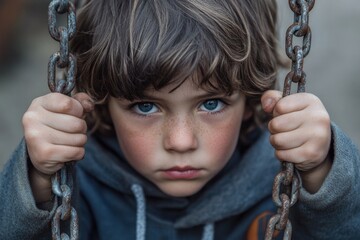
158 181 206 197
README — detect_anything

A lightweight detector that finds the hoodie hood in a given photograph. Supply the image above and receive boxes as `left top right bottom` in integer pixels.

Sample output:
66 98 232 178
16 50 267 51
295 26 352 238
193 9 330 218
78 128 279 229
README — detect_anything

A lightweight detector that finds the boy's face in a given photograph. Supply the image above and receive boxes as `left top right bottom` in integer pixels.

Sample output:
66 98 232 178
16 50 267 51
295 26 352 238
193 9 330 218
108 79 249 197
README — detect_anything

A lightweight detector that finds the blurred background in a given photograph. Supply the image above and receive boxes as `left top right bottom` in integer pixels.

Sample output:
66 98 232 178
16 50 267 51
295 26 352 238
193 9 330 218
0 0 359 169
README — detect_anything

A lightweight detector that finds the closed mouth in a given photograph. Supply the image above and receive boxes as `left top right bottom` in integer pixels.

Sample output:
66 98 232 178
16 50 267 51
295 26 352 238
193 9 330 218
162 166 202 179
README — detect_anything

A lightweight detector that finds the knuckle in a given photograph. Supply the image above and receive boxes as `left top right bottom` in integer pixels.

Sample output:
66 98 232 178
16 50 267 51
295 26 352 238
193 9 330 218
311 125 330 144
73 119 87 133
30 96 43 106
304 145 320 161
76 134 88 146
38 145 55 159
22 111 38 127
274 101 287 115
74 148 85 160
83 121 88 133
269 135 275 146
269 119 280 133
267 121 272 132
24 128 41 142
30 144 54 165
317 111 330 125
270 134 281 148
275 150 286 161
50 92 64 100
308 93 320 102
58 97 74 113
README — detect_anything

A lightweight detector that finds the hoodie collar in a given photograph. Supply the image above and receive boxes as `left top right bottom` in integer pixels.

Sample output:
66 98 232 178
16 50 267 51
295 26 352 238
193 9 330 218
79 129 279 228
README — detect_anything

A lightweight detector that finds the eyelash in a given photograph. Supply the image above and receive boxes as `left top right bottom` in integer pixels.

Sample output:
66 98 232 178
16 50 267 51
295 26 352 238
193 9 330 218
199 99 229 115
128 98 229 117
128 102 159 118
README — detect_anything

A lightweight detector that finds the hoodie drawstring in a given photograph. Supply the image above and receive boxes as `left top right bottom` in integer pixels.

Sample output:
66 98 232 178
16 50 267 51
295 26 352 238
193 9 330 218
202 223 214 240
131 184 146 240
131 184 215 240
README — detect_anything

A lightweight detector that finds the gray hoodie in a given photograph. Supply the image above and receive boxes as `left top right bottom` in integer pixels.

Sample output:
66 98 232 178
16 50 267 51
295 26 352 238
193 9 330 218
1 123 359 239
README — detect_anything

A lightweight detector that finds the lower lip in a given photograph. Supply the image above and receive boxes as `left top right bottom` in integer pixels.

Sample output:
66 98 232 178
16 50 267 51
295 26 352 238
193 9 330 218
162 169 201 180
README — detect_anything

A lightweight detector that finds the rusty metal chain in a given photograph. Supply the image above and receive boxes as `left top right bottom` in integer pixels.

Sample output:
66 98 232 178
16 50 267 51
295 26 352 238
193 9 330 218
265 1 315 239
47 0 79 239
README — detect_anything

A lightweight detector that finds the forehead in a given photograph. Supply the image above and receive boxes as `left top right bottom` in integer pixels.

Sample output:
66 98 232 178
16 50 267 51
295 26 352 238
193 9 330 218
142 76 231 99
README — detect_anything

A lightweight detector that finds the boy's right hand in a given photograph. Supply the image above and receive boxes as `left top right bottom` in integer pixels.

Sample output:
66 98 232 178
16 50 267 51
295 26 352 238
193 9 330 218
22 92 93 202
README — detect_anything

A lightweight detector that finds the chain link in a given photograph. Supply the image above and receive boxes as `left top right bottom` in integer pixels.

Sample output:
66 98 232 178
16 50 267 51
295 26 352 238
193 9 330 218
265 1 315 239
47 0 79 239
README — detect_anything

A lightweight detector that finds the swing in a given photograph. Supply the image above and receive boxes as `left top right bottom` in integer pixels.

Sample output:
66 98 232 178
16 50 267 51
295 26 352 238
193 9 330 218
46 0 316 239
265 1 315 239
47 1 78 239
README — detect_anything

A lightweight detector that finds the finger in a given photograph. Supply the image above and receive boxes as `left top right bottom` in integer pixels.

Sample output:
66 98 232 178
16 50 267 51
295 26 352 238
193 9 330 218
274 147 306 164
274 138 327 164
25 124 87 148
46 129 88 147
274 147 325 172
37 93 84 118
273 93 320 117
269 128 307 150
261 90 282 113
42 113 88 134
72 92 94 116
23 106 87 134
36 144 86 163
31 161 64 176
268 111 303 134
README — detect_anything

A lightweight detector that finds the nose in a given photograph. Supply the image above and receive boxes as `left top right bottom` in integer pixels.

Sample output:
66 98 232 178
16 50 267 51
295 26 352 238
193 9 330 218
163 116 198 153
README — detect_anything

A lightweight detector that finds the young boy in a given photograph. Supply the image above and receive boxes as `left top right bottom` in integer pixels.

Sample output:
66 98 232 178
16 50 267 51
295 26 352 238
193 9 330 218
1 0 359 239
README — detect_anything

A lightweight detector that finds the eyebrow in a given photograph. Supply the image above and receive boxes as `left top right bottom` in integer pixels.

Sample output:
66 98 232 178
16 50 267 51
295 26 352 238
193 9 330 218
192 91 230 99
140 90 231 102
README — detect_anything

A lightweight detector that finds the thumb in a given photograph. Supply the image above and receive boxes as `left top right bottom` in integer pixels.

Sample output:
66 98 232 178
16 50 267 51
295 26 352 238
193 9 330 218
261 90 282 114
73 92 95 116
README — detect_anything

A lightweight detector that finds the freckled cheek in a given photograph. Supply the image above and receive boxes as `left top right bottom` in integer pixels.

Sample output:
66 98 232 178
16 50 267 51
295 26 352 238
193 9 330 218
203 119 242 165
114 122 160 169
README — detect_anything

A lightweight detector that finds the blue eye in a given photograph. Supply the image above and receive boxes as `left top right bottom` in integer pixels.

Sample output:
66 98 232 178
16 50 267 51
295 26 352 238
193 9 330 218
200 99 225 113
133 102 159 115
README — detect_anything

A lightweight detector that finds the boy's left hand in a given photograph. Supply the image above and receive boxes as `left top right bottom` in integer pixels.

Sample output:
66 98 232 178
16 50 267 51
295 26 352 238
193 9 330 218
261 90 332 192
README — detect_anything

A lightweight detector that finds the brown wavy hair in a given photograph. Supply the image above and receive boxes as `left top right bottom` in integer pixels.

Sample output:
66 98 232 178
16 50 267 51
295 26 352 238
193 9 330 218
72 0 283 139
